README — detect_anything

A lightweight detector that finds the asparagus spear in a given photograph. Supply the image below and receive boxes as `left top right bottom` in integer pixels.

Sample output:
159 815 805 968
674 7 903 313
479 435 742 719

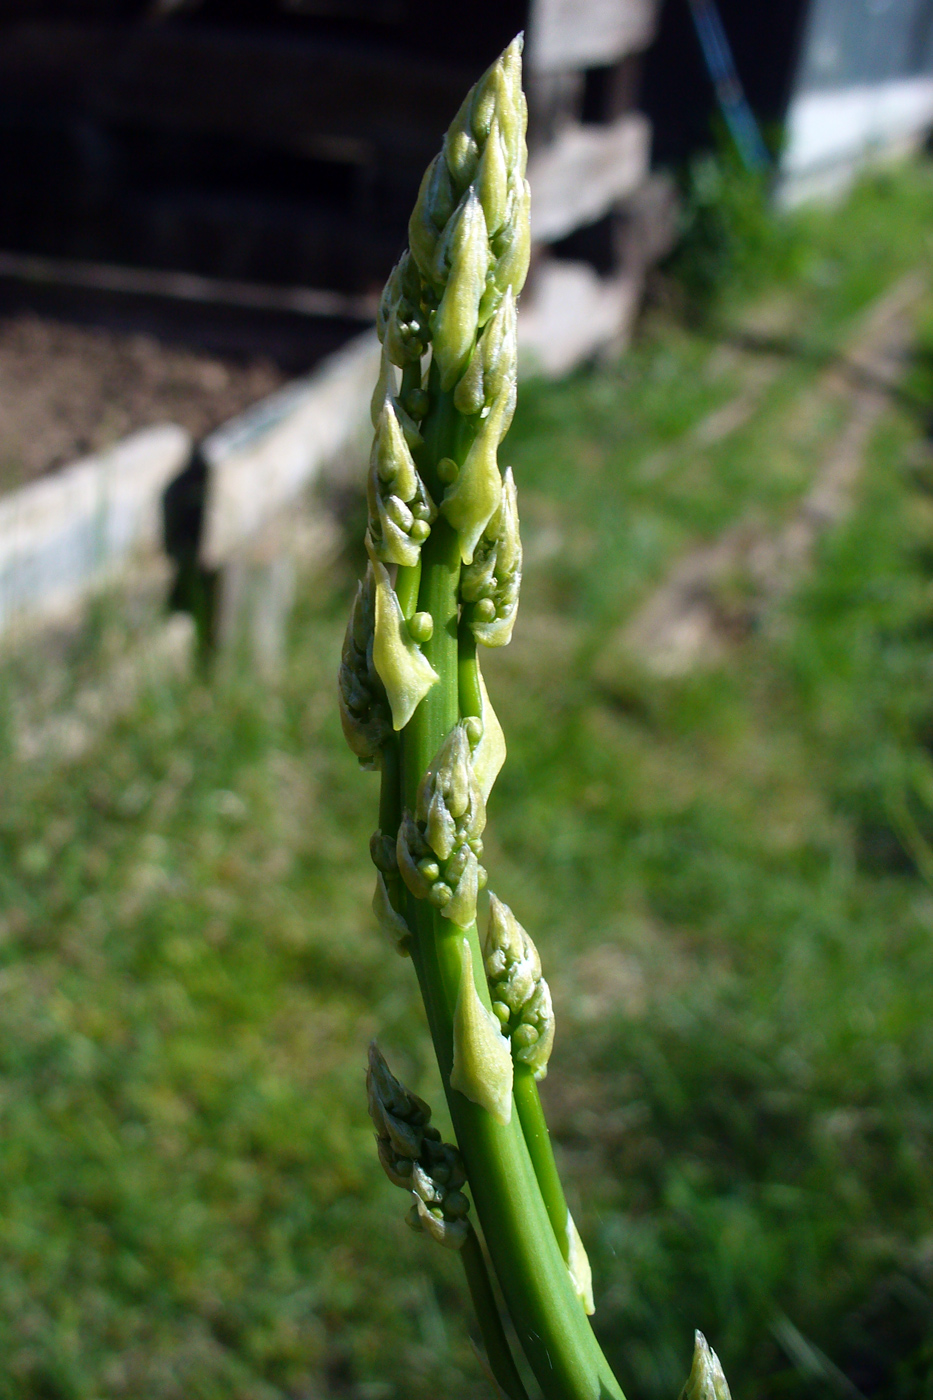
339 36 730 1400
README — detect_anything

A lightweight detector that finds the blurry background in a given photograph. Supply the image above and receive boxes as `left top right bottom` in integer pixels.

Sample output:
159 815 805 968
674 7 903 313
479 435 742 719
1 2 933 1398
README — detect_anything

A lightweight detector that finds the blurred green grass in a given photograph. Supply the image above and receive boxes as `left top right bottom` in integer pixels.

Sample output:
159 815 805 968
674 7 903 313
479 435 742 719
1 162 933 1399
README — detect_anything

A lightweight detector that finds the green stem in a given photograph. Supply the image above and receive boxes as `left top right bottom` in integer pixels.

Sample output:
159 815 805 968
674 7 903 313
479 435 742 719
514 1064 573 1267
461 1226 531 1400
395 559 422 620
458 627 483 719
399 383 625 1400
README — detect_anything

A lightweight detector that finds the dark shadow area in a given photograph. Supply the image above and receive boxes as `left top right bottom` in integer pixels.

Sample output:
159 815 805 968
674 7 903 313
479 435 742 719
161 443 218 657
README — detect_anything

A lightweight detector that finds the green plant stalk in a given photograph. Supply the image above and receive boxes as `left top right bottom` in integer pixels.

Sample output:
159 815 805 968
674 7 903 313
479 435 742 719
340 37 731 1400
460 1226 531 1400
398 383 624 1400
513 1063 573 1264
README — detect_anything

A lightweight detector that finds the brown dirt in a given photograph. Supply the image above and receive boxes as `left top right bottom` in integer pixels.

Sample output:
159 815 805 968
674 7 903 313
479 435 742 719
0 314 289 492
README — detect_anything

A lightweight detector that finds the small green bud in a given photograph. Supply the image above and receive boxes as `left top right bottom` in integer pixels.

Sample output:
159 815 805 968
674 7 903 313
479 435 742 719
432 192 490 392
443 84 480 190
446 850 480 925
453 287 517 416
680 1333 731 1400
450 937 514 1125
494 36 526 173
417 858 440 882
443 1189 470 1219
378 252 428 368
429 882 453 909
408 519 431 544
493 1001 510 1025
476 116 509 237
463 715 483 745
370 558 439 730
437 457 459 484
385 496 414 531
407 611 434 644
409 154 455 285
482 177 531 323
425 787 457 861
417 726 485 844
409 1189 470 1250
474 599 496 625
404 387 430 419
452 346 487 418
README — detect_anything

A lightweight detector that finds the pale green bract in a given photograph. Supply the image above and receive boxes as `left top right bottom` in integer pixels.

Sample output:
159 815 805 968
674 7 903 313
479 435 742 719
370 558 439 731
450 937 514 1125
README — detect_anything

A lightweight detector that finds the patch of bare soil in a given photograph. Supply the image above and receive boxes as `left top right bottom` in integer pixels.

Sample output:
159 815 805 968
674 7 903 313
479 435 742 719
0 315 289 492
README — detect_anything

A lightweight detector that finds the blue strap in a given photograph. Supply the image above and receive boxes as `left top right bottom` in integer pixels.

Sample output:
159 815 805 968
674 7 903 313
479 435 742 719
686 0 771 171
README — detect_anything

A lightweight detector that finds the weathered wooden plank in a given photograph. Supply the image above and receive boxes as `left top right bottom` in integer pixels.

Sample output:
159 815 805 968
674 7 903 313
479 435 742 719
527 114 650 243
0 424 192 639
517 257 641 376
200 330 379 568
527 0 658 72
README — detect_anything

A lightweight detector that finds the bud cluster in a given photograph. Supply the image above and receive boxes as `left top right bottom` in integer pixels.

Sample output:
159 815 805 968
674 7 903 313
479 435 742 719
388 35 528 570
483 894 555 1080
408 36 529 378
377 250 429 369
441 292 519 565
366 400 436 569
367 1043 470 1250
397 725 487 928
461 466 522 646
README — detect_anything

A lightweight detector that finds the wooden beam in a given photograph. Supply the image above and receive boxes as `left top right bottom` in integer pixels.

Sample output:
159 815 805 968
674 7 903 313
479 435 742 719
200 330 379 568
527 0 658 73
0 424 191 640
528 114 650 243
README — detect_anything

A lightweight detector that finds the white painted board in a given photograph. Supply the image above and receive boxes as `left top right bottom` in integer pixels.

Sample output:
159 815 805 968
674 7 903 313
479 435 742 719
528 114 650 243
527 0 658 72
0 423 191 638
200 329 380 567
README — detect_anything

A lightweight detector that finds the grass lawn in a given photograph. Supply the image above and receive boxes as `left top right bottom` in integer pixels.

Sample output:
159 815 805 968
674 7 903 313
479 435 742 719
1 162 932 1400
